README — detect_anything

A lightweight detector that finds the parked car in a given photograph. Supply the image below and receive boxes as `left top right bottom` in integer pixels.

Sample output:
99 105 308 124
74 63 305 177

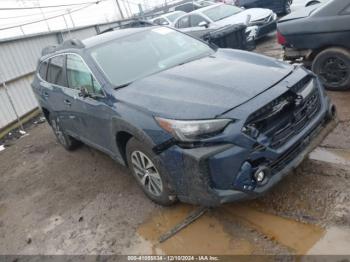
150 11 186 26
291 0 325 12
233 0 293 15
174 3 277 40
277 0 350 90
32 27 335 206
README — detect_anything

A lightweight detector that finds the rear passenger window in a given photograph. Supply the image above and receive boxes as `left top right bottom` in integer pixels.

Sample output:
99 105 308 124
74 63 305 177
66 54 103 95
47 55 66 86
38 59 49 80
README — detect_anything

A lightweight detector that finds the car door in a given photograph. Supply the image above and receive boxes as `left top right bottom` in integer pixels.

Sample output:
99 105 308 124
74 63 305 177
44 54 78 134
65 53 114 153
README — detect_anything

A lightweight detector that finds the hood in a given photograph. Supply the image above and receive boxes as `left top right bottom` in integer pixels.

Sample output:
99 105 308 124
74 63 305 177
215 8 273 26
115 49 293 120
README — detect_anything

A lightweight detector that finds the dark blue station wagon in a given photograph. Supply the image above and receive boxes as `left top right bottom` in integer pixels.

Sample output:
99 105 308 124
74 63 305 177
32 26 335 206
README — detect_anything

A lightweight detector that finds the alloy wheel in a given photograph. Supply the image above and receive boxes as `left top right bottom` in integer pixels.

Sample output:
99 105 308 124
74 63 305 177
131 151 163 197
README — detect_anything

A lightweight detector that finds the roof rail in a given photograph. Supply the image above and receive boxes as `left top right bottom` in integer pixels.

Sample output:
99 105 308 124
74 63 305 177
41 39 85 56
98 19 155 35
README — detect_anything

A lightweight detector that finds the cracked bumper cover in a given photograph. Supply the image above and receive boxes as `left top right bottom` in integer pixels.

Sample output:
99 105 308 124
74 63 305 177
161 97 335 207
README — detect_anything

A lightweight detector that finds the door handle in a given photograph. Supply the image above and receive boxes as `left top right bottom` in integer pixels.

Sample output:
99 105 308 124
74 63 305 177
64 99 72 106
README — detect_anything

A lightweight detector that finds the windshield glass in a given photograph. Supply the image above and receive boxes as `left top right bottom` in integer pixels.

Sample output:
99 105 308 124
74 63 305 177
90 27 213 87
166 11 186 22
203 5 242 21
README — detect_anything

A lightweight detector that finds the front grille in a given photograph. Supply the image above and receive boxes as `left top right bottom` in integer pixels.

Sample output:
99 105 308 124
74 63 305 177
244 76 321 149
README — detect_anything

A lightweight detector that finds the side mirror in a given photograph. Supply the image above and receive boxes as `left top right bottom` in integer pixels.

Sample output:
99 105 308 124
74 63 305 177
198 21 209 28
79 86 90 98
161 21 169 25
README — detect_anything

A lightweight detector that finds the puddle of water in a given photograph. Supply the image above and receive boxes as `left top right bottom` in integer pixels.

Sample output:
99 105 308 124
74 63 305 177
223 205 325 255
310 147 350 167
137 204 255 255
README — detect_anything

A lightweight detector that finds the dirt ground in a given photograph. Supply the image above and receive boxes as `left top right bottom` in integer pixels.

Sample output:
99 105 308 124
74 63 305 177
0 35 350 256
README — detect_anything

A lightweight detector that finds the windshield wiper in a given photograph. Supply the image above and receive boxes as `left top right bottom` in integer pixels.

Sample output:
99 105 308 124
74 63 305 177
114 82 132 89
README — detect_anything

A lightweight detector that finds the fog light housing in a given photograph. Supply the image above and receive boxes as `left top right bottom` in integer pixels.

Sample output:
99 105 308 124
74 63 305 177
253 167 270 184
254 171 265 182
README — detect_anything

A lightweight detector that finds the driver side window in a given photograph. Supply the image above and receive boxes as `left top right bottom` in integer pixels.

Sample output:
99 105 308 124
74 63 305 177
176 15 190 28
66 54 103 95
190 14 209 27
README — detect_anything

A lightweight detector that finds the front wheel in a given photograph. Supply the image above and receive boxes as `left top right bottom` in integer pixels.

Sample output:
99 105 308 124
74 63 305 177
312 47 350 91
126 138 177 206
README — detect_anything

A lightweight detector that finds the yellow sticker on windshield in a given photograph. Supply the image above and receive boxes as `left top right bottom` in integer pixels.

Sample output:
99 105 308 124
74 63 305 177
152 27 173 35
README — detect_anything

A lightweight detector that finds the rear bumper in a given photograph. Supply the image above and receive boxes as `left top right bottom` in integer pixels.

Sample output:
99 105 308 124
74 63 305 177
160 92 335 207
283 47 313 60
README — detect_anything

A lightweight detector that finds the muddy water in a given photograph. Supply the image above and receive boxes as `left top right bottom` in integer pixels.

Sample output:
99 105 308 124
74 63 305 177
137 204 325 255
138 205 255 255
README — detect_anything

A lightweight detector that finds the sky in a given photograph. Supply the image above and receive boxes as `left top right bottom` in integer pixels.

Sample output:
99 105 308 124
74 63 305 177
0 0 169 39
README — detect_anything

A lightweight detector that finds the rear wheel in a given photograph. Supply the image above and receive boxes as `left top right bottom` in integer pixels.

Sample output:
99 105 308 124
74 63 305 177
312 47 350 91
50 116 81 151
126 138 177 206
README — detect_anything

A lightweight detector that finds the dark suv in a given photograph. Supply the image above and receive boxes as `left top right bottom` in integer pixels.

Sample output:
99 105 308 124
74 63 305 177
32 27 334 206
277 0 350 91
234 0 293 15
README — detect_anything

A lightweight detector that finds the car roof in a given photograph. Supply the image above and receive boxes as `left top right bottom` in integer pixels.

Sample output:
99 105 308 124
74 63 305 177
82 27 153 48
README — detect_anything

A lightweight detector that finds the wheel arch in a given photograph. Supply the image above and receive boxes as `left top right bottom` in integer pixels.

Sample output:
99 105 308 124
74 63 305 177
113 118 158 166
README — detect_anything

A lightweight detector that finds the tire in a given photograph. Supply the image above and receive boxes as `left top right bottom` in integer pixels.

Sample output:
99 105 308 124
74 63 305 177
312 47 350 91
50 115 81 151
126 138 177 206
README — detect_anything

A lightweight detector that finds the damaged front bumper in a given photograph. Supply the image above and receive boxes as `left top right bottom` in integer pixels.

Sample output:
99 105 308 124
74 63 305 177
158 81 335 207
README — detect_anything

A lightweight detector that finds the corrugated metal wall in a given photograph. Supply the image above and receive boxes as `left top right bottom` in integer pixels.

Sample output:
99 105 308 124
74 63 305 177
0 23 116 131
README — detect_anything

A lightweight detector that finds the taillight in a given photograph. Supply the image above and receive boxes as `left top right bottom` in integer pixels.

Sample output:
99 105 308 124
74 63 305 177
277 31 286 46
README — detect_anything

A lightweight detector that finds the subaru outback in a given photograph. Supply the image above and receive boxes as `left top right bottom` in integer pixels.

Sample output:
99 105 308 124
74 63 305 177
32 27 335 206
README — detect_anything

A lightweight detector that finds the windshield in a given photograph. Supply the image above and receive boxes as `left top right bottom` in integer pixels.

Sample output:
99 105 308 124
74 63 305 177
203 5 242 21
90 28 213 87
166 11 186 22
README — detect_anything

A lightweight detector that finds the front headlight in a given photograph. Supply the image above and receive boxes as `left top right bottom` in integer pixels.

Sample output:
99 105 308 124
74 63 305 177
155 117 233 142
